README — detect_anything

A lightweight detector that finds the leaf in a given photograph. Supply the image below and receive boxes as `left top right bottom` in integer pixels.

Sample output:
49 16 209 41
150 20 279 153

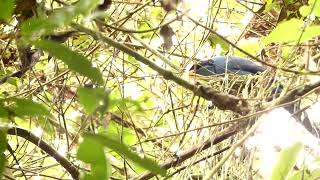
235 40 261 57
299 0 320 17
288 168 320 180
78 87 109 114
0 0 15 21
13 98 50 117
21 0 100 40
137 21 154 39
208 34 229 53
0 129 7 179
0 130 6 154
0 153 5 179
300 5 313 17
109 98 142 112
288 156 320 180
301 26 320 42
288 169 309 180
0 104 8 118
264 19 303 45
270 142 303 180
77 136 110 180
33 40 103 84
7 77 18 87
264 19 320 44
264 0 274 12
98 123 137 146
83 133 166 176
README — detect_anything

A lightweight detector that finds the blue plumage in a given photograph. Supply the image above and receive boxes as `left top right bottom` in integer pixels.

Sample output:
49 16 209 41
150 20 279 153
189 56 283 97
190 56 265 76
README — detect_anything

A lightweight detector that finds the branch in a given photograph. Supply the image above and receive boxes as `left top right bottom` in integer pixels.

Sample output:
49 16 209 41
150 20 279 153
186 15 318 75
136 121 246 180
6 127 79 180
72 23 251 115
266 78 320 108
166 146 230 179
109 112 171 151
204 116 262 179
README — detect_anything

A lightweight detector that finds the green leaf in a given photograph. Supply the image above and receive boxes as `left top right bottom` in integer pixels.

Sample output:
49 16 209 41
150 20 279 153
264 19 320 44
78 87 109 114
21 0 100 39
0 129 7 179
83 133 166 176
0 105 8 118
310 169 320 179
208 35 229 53
301 26 320 42
264 19 303 45
109 98 142 112
77 136 110 180
0 130 7 153
288 168 320 180
108 91 143 112
33 40 103 84
137 21 154 39
12 98 50 117
300 5 313 17
288 155 320 180
0 153 5 179
264 0 274 12
98 123 137 146
270 142 303 180
235 40 261 57
7 77 18 87
0 0 15 21
288 169 309 180
299 0 320 17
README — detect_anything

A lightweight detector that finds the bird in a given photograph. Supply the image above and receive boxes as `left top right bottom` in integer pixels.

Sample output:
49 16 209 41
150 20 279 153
189 56 283 97
189 56 266 76
190 57 320 138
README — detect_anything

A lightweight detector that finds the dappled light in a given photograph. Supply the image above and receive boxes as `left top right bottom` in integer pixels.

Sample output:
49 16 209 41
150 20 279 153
0 0 320 179
246 107 320 178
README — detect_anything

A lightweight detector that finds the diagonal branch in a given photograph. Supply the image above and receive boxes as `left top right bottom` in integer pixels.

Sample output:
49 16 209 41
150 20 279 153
71 23 251 115
6 127 79 180
137 121 247 180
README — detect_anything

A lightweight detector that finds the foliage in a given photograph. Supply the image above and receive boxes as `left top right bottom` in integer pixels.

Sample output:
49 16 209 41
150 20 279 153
264 0 320 45
79 133 166 177
21 0 100 40
0 130 7 179
0 0 15 21
0 98 50 119
0 0 320 179
78 87 109 114
270 142 303 180
77 136 111 180
34 40 103 84
269 142 320 180
264 19 320 44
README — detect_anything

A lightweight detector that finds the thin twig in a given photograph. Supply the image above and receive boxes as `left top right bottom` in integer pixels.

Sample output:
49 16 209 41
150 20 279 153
136 121 246 180
6 127 79 180
203 117 262 180
72 23 251 115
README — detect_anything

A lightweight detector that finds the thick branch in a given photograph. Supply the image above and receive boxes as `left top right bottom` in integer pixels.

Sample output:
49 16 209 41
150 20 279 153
265 78 320 108
137 121 246 180
72 23 250 115
6 127 79 180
